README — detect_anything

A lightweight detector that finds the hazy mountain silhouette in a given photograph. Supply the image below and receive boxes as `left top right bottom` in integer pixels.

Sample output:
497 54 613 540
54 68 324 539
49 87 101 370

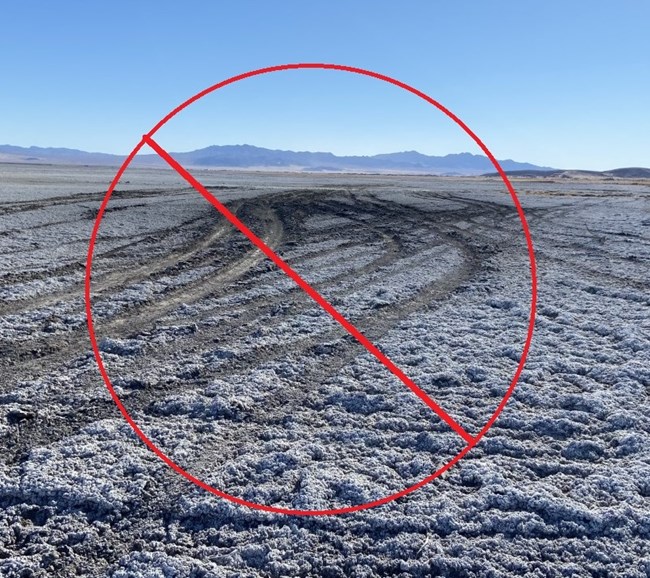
0 143 557 175
6 144 646 178
4 144 647 177
155 145 553 175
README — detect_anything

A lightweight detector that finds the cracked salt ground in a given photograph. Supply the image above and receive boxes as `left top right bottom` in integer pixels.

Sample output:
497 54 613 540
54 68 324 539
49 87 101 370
0 165 649 576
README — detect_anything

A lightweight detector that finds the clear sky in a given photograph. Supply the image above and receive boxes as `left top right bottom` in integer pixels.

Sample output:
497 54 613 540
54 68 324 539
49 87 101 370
1 0 648 170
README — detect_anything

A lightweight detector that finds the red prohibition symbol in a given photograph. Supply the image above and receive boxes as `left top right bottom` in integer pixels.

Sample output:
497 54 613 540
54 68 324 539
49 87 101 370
85 63 538 516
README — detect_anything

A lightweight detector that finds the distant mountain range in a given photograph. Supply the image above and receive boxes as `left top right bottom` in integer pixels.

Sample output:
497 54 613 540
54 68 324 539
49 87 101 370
482 167 650 179
1 144 648 177
0 144 553 176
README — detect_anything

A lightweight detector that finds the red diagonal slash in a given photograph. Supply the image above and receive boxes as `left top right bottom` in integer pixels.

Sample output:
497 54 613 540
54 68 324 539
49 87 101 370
142 134 474 445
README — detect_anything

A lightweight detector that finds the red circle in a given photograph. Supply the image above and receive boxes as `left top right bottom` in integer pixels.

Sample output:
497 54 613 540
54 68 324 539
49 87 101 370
85 63 538 516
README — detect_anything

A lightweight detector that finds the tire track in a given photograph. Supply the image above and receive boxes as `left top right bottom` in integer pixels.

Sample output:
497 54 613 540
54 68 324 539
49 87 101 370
0 186 511 468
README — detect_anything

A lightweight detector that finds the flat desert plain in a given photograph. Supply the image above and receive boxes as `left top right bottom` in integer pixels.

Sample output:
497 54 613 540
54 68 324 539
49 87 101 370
0 163 648 576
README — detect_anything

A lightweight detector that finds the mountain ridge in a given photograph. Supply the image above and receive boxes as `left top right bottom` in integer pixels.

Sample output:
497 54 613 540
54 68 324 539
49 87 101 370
0 143 554 176
2 143 648 178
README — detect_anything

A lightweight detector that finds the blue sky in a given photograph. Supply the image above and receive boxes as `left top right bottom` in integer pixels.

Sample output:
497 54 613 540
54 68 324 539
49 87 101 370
1 1 648 170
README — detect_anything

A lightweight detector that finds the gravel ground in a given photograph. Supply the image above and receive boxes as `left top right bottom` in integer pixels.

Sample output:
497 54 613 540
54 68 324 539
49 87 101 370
0 164 648 577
